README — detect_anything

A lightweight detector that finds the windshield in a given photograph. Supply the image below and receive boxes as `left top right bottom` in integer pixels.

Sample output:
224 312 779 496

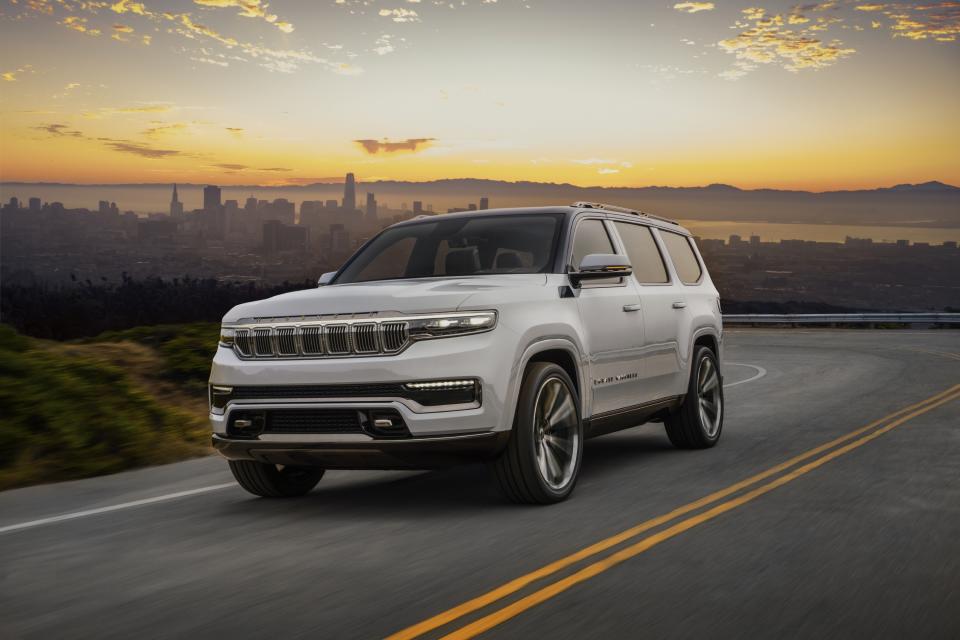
334 214 563 284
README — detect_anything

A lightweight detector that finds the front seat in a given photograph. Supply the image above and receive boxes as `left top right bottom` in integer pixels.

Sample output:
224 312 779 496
445 247 481 275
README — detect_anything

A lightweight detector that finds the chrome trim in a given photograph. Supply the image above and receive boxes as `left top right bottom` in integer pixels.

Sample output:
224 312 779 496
223 311 496 360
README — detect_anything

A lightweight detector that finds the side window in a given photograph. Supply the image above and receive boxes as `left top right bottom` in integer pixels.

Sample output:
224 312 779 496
613 222 668 284
660 231 703 284
570 219 615 270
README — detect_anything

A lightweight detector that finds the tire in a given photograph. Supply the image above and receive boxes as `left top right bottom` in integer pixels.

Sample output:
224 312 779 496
665 345 723 449
228 460 325 497
491 362 583 504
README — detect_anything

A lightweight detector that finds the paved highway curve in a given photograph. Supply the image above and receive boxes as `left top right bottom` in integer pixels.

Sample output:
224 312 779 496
1 330 958 639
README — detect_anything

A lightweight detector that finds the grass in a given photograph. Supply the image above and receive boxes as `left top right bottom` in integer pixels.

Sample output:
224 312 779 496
0 324 213 491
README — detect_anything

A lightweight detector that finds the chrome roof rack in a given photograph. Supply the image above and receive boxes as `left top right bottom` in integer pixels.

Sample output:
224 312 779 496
571 201 679 226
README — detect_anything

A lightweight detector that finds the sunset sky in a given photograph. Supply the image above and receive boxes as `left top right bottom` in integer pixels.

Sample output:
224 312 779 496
1 0 958 190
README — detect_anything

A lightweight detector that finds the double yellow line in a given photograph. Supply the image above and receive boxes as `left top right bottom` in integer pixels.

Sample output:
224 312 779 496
388 383 960 640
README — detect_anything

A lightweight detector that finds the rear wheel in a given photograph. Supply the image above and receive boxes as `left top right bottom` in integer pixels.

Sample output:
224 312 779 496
491 362 583 504
665 345 723 449
228 460 324 497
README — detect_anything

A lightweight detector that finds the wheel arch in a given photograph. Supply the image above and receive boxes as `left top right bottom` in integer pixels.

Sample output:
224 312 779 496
504 338 589 429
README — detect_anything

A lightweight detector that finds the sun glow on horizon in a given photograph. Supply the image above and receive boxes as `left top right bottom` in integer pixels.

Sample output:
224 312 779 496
1 0 958 191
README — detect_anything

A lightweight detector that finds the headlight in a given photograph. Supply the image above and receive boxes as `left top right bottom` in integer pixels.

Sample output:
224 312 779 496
408 311 497 339
219 327 236 348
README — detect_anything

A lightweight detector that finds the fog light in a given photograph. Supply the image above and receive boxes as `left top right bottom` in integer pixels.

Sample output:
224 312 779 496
229 411 265 438
404 379 479 406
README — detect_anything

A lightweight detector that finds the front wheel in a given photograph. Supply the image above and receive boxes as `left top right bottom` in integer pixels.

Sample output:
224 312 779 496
491 362 583 504
665 345 723 449
228 460 325 497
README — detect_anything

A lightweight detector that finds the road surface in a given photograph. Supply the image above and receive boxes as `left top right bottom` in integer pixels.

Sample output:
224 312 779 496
2 330 959 639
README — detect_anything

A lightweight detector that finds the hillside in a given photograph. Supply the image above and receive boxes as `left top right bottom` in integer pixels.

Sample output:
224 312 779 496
0 324 216 490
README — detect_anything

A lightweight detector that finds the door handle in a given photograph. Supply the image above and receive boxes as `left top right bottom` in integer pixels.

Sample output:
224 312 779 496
672 301 687 309
623 303 642 312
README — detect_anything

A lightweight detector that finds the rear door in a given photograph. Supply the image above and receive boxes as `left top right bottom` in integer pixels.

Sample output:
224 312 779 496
611 221 684 403
655 228 707 396
569 217 646 417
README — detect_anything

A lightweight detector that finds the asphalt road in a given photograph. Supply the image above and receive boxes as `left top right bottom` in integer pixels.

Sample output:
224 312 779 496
2 329 959 640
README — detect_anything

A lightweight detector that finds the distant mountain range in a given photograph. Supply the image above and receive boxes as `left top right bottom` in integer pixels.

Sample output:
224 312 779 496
2 179 958 226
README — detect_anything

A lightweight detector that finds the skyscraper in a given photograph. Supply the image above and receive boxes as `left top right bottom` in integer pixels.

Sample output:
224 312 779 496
203 185 222 212
479 197 489 210
365 192 377 223
343 173 356 211
170 184 183 217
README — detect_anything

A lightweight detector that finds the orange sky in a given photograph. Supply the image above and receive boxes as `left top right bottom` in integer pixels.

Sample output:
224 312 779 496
1 0 958 190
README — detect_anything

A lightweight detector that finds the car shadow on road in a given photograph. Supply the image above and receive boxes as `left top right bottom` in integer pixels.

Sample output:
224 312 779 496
213 426 678 518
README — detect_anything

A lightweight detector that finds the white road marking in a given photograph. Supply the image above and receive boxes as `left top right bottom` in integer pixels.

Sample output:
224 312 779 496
0 483 236 535
723 362 768 388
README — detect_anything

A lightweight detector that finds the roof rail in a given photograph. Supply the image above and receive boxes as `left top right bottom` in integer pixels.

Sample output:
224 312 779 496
571 201 679 226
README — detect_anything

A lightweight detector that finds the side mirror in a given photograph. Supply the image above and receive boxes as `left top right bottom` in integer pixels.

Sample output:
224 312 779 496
569 253 632 286
317 271 336 287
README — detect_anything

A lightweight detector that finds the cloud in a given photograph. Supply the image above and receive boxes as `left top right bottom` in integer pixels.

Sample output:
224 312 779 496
883 2 960 42
215 163 247 170
102 139 181 158
374 34 395 55
718 7 855 78
192 0 295 33
260 167 292 171
35 123 84 137
61 16 101 36
110 0 152 17
354 138 435 154
673 2 714 13
597 168 620 175
2 64 33 82
378 8 420 22
573 158 616 165
225 127 244 138
142 122 189 138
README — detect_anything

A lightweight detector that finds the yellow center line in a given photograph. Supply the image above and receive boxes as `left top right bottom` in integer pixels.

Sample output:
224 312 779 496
439 388 960 640
387 384 960 640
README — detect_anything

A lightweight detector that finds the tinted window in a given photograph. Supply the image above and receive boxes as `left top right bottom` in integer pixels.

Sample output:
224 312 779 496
335 214 562 284
661 231 703 284
571 219 615 269
613 222 668 284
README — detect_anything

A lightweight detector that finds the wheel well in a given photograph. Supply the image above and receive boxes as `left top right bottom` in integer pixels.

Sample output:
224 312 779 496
694 333 718 356
527 349 580 398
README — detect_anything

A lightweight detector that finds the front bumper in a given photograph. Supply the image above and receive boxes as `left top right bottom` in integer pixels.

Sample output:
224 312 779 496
212 430 509 470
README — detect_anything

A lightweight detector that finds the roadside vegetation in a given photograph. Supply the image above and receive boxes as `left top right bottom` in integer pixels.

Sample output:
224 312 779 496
0 323 215 491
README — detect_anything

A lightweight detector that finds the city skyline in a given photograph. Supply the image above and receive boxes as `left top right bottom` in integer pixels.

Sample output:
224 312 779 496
1 1 958 193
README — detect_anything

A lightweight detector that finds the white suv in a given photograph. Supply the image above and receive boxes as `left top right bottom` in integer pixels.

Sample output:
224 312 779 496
210 203 723 503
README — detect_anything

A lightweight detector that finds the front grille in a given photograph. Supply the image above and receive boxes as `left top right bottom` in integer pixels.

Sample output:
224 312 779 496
232 320 409 359
227 408 411 438
232 383 407 400
266 409 363 434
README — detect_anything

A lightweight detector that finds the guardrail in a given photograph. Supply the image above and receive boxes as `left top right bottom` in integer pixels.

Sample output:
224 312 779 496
723 313 960 325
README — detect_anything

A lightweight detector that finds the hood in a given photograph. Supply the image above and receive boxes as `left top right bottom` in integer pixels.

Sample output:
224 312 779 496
222 274 548 322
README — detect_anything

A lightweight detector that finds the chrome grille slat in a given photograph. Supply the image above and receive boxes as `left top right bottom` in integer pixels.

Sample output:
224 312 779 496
230 319 411 359
381 321 409 353
353 323 379 353
300 326 324 355
253 328 274 356
326 324 351 355
275 327 298 356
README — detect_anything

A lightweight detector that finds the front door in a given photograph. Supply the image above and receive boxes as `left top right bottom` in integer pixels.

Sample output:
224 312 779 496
569 218 646 416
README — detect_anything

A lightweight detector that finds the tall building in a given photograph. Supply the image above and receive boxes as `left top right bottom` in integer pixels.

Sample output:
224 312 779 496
479 197 489 210
28 197 41 211
170 184 184 217
98 200 110 214
203 185 222 212
365 192 378 224
343 173 356 211
413 201 423 214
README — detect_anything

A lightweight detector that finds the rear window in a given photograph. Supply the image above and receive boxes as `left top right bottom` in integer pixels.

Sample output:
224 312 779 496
660 231 703 284
613 222 669 284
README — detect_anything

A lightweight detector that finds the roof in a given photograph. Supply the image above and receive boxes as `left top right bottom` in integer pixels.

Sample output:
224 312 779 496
391 204 691 235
